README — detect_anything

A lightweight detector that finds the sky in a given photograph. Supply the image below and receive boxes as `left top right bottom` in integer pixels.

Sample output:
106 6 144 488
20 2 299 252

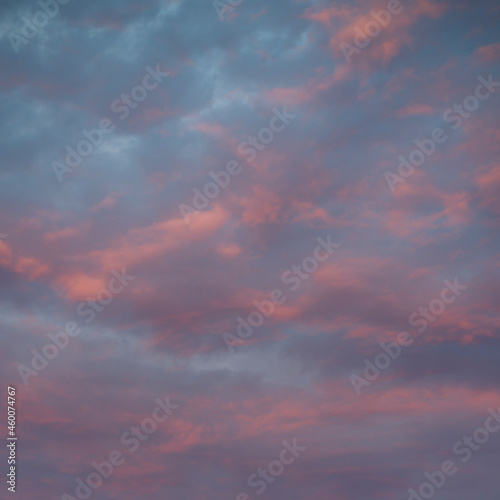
0 0 500 499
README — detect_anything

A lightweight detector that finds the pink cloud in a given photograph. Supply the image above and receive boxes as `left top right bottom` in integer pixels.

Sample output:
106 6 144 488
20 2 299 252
475 42 500 63
395 104 434 118
14 256 50 280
